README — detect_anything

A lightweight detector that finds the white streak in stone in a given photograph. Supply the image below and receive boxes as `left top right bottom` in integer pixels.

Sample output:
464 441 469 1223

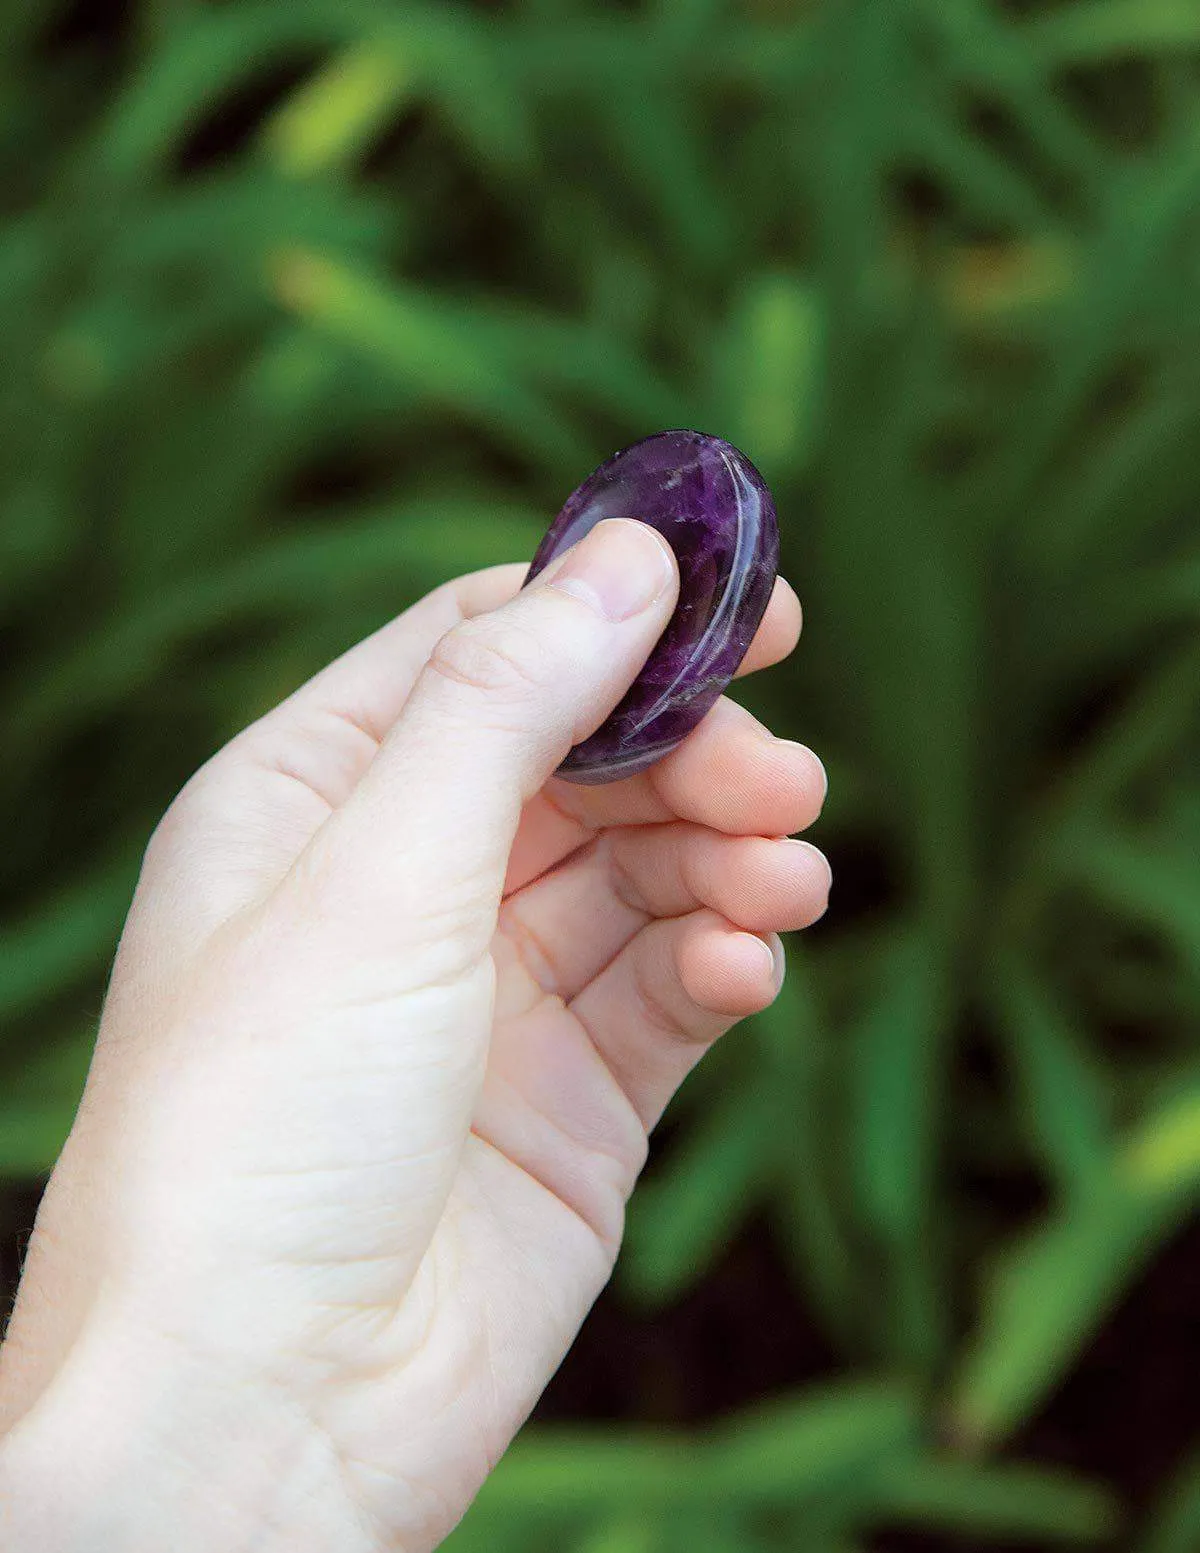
625 447 761 738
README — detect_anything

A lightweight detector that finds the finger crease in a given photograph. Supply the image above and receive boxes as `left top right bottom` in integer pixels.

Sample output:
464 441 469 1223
631 953 700 1045
568 999 656 1132
539 782 594 834
318 700 385 749
259 761 336 820
469 1111 628 1259
603 834 651 917
500 905 569 998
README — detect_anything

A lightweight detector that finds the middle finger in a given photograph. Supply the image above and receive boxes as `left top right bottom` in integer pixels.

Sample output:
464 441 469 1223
497 821 830 1004
505 698 827 894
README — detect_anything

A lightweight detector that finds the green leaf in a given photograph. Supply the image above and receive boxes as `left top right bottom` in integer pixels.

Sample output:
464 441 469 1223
92 1 368 184
993 955 1112 1196
1074 827 1200 978
869 1455 1120 1543
7 502 543 763
599 79 731 274
947 1182 1156 1447
717 274 826 476
1024 2 1200 68
455 300 691 432
757 957 861 1351
949 1076 1200 1446
0 851 137 1028
269 251 587 468
472 1382 918 1517
576 1521 662 1553
621 1067 779 1305
0 1028 95 1176
263 40 415 176
1122 1079 1200 1197
902 102 1054 232
1138 1449 1200 1553
922 0 1106 194
702 1383 919 1504
849 930 949 1369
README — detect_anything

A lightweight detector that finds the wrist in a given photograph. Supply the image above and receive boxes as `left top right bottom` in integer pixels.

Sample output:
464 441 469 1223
0 1310 367 1553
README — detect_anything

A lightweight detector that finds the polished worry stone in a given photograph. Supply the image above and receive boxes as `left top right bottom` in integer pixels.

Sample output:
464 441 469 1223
525 429 779 784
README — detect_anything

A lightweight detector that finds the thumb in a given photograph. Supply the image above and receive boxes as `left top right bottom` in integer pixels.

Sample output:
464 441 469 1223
300 517 678 963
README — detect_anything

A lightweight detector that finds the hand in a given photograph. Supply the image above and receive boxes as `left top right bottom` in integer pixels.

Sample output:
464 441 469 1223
0 518 829 1552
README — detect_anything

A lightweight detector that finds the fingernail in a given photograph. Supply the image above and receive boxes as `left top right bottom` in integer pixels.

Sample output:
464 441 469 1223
549 518 675 622
784 837 833 895
758 932 787 989
777 740 828 803
741 933 779 983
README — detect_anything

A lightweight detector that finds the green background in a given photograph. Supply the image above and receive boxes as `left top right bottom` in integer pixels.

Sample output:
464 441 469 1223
3 1 1200 1547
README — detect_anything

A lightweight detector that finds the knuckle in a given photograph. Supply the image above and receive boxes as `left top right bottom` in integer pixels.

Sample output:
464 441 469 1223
631 954 698 1046
601 833 648 916
141 747 235 872
427 616 552 700
143 774 206 866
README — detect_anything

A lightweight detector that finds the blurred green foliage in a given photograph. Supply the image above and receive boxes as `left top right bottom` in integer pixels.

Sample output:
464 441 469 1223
2 0 1200 1546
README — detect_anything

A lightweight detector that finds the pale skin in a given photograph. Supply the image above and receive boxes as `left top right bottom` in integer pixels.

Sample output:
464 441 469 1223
0 518 830 1552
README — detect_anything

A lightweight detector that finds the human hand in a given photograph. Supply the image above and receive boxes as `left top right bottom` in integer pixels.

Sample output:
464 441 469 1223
0 518 829 1552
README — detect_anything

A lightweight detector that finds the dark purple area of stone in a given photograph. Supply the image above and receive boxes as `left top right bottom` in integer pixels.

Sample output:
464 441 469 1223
525 430 779 784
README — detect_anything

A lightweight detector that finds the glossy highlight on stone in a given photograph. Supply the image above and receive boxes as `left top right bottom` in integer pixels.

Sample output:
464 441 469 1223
526 429 779 784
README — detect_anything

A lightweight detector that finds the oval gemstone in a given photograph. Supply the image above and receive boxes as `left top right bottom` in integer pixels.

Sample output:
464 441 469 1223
525 429 779 784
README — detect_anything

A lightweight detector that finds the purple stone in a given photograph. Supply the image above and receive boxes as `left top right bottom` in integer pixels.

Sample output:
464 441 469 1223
526 429 779 784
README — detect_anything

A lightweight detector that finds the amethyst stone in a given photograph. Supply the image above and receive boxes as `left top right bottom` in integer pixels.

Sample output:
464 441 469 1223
526 429 779 784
